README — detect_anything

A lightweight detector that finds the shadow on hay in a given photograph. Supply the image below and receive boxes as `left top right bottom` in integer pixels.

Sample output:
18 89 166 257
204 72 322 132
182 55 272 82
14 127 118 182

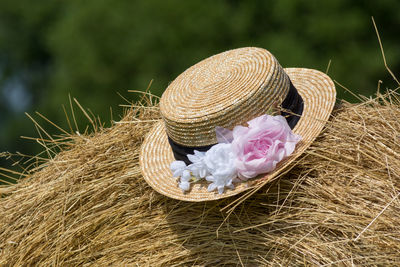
160 169 307 265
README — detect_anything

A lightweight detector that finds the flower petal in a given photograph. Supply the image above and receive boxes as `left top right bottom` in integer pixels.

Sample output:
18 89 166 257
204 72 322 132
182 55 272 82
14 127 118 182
232 125 250 140
206 175 215 182
173 169 183 177
217 186 225 194
247 114 268 128
226 180 235 189
194 150 206 157
199 168 207 178
179 181 190 192
215 126 234 143
170 161 186 172
187 154 198 163
181 170 191 182
207 183 217 192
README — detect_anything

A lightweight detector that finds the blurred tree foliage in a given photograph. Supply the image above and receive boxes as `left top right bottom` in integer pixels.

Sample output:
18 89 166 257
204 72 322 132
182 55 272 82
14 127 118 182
0 0 399 170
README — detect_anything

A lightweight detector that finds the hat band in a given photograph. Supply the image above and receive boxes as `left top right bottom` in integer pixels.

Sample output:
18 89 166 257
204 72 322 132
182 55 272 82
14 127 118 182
167 80 304 165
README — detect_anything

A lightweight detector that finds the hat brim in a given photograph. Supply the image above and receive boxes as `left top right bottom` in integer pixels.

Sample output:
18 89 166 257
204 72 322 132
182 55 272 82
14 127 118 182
139 68 336 201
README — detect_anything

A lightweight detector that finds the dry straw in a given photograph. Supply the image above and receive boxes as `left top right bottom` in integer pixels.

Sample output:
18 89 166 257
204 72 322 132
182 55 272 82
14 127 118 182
1 88 400 266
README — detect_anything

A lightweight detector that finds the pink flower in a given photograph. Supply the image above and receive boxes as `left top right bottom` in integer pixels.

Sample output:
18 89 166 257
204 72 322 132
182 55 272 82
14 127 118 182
230 115 301 179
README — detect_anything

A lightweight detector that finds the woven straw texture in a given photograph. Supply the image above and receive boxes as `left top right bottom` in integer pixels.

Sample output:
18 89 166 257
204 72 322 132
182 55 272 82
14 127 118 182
161 47 289 147
140 49 336 202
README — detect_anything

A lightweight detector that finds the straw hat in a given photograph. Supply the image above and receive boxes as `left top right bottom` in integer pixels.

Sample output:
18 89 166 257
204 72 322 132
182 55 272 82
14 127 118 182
140 47 336 201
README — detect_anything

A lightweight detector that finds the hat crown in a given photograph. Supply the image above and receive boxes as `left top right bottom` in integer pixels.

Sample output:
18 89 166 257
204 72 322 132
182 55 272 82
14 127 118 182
160 47 290 147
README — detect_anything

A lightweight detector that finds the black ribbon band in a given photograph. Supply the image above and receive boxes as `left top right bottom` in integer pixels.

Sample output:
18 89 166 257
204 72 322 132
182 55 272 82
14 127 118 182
167 80 304 164
281 80 304 129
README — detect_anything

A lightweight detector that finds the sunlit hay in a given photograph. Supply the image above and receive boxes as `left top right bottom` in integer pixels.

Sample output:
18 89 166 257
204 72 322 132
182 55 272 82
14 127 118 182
1 91 400 266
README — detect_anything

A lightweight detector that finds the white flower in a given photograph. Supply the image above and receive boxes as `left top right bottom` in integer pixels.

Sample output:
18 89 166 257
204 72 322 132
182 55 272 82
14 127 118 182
179 181 190 191
172 163 193 192
206 175 235 194
170 161 187 177
187 150 209 178
176 169 193 192
203 143 237 194
171 161 193 192
180 169 191 182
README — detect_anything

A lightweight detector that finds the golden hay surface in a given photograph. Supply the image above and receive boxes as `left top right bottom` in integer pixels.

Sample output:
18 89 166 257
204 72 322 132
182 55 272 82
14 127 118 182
1 93 400 266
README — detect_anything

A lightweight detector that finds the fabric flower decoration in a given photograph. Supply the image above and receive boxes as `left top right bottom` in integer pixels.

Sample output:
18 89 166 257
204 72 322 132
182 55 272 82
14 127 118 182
231 115 301 179
178 170 192 191
203 143 237 194
170 144 237 194
187 150 208 178
170 161 187 177
170 161 192 191
170 114 301 194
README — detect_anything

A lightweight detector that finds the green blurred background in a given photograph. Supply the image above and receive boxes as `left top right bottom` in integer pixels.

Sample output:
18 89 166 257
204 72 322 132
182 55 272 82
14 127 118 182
1 0 399 173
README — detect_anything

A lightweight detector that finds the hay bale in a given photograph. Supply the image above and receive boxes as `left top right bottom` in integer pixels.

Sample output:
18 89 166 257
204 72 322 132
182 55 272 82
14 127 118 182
1 93 400 266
